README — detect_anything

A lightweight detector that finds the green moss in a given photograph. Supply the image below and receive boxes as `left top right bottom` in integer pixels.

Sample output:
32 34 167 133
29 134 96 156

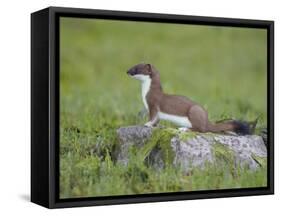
205 132 217 137
251 154 267 168
212 143 236 170
139 128 177 165
139 128 218 166
178 131 198 141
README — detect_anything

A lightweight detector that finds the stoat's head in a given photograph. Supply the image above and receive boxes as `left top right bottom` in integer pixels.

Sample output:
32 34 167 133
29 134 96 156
127 63 154 82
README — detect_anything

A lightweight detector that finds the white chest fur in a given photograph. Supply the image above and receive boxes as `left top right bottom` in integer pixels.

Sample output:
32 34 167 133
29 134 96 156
132 74 151 110
158 112 192 128
131 74 192 128
141 78 151 110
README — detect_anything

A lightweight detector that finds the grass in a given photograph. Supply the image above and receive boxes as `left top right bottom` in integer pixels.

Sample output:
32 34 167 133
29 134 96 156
59 17 267 198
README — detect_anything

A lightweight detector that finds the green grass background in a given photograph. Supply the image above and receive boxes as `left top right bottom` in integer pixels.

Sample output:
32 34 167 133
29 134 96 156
60 17 267 198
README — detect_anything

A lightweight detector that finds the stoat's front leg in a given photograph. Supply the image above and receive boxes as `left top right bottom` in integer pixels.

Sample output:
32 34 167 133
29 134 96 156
144 106 159 127
178 127 190 132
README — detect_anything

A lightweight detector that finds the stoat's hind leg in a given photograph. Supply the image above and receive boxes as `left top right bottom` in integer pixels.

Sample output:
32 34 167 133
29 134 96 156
178 127 190 132
188 105 209 133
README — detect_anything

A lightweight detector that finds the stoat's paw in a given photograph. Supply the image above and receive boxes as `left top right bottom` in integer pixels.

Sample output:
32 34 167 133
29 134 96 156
178 127 189 132
144 122 153 127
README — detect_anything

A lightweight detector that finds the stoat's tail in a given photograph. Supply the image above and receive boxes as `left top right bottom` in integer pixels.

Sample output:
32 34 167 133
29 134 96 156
207 119 258 135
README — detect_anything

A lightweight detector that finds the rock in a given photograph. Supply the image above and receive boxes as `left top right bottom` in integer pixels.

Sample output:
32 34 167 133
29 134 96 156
260 128 268 147
116 125 153 165
115 125 267 172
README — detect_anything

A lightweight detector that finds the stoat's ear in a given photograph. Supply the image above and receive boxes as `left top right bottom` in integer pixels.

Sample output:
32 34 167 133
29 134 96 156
146 63 152 74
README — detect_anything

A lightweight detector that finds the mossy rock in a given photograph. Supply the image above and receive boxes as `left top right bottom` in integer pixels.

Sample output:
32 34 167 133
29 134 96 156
115 125 267 172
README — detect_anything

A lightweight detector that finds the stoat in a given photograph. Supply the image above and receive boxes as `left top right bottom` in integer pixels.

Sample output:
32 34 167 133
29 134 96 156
127 63 253 135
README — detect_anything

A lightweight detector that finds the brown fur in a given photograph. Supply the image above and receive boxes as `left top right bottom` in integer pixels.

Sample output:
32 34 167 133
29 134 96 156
127 63 251 134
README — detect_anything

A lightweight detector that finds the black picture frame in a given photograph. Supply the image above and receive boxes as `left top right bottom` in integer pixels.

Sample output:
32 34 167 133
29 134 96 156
31 6 274 208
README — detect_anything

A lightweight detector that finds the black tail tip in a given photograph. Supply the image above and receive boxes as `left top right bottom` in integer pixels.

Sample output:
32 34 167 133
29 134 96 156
232 120 252 135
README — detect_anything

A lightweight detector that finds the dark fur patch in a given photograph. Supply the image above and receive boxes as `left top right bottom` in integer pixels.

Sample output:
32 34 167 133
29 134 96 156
232 120 251 135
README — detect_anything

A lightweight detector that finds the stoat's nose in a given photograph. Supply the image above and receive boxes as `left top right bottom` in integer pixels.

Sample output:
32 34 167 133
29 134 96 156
127 70 134 76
